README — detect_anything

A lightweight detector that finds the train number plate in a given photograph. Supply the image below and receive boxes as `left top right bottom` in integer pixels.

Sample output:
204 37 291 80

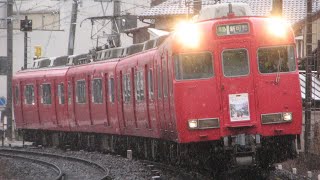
229 93 250 122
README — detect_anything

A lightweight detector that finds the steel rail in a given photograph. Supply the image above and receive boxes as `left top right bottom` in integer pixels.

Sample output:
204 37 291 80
0 152 64 180
0 148 110 180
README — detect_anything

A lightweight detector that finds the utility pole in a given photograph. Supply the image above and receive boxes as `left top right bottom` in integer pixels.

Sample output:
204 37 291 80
271 0 283 16
305 0 312 154
6 0 13 140
23 16 28 69
68 0 78 55
112 0 121 47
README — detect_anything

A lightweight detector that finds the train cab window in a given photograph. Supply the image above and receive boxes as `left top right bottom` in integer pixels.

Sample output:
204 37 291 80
135 71 145 101
15 86 20 105
108 77 115 103
123 74 131 102
58 83 65 104
148 69 154 99
76 80 86 103
24 85 35 105
222 49 249 77
68 81 72 104
92 79 103 103
258 46 296 73
174 52 213 80
41 84 52 104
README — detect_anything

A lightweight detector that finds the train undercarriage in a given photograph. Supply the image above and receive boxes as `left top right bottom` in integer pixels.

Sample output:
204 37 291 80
21 130 298 176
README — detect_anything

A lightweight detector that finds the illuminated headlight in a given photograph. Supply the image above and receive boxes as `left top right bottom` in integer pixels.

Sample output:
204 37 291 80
188 119 198 129
283 112 292 121
261 112 293 124
188 118 219 129
174 21 200 48
267 17 290 37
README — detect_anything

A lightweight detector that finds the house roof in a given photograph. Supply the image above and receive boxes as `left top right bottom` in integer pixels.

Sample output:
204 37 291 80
139 0 320 24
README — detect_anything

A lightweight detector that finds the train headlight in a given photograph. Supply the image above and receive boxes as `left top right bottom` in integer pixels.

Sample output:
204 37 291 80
188 119 198 129
267 17 290 37
174 21 200 48
283 112 292 121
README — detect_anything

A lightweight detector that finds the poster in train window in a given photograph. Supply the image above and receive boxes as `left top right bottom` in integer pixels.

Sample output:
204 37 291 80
229 93 250 122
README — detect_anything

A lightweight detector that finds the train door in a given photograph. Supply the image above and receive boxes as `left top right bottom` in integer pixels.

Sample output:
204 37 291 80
162 52 171 134
56 81 67 128
21 81 39 128
38 80 56 128
147 63 157 132
90 74 108 127
67 78 77 127
219 41 257 128
107 74 117 130
13 82 23 127
134 66 147 130
122 69 135 130
117 71 126 130
156 55 165 134
74 76 91 127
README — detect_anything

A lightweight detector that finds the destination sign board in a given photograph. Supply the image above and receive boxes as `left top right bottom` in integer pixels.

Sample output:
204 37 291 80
216 23 249 36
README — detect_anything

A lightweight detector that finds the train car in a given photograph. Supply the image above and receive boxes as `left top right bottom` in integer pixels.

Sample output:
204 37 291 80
13 3 302 170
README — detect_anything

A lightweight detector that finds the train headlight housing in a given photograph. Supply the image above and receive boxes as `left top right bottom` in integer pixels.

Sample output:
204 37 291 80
283 112 292 121
174 21 200 48
188 119 198 129
261 112 293 124
188 118 220 129
267 17 290 37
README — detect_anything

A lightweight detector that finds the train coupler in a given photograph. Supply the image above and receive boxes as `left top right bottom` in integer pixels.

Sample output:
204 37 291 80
223 134 261 166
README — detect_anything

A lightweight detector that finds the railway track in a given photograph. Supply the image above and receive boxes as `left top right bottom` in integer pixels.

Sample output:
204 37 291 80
0 148 110 180
0 152 64 180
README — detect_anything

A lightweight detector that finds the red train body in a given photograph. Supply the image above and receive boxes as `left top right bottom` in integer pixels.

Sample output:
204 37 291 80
13 14 302 167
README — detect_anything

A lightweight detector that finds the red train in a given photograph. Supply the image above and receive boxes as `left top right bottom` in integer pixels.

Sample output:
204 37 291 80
13 4 302 170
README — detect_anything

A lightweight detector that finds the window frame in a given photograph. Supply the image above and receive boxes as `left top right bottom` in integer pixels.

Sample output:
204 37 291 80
257 45 296 75
57 83 65 105
174 51 214 81
108 76 115 103
76 79 87 104
222 48 250 78
148 68 154 100
91 78 103 104
24 84 35 105
41 83 52 105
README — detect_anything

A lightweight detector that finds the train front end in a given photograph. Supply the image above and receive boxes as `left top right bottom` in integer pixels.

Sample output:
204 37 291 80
172 15 302 166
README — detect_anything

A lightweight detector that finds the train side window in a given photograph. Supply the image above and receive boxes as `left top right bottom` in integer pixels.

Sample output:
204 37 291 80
24 85 35 105
222 49 249 77
175 52 213 80
140 71 145 101
135 70 145 102
123 74 131 103
157 65 162 98
148 68 154 99
76 80 86 103
68 81 72 104
42 84 52 104
92 78 103 103
134 70 140 101
108 77 115 103
258 46 296 73
15 85 19 105
163 56 168 97
58 83 65 104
